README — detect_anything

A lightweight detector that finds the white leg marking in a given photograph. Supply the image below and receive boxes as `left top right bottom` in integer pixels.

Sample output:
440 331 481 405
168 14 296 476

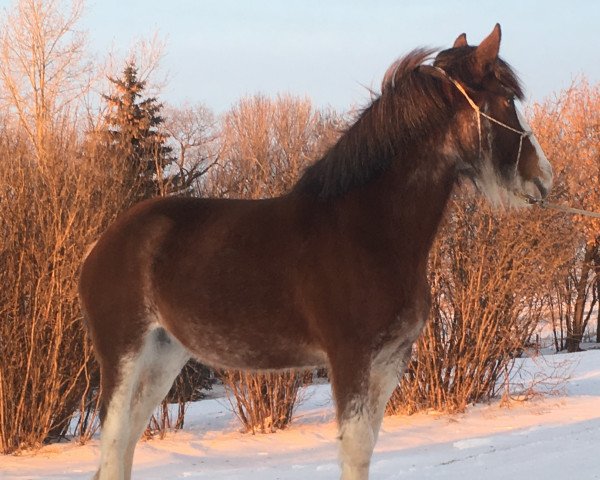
368 366 401 443
368 344 412 443
96 356 137 480
338 353 409 480
339 402 374 480
96 326 189 480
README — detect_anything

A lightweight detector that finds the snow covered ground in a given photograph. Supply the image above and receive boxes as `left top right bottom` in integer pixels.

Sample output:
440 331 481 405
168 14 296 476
3 350 600 480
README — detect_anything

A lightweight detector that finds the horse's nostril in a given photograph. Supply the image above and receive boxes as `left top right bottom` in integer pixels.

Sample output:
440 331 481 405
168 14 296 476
534 178 548 199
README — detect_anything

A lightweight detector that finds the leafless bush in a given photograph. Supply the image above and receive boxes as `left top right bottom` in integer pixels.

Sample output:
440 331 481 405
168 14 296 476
529 80 600 351
221 371 303 434
498 355 573 405
207 94 344 198
387 195 572 415
144 360 214 439
0 128 142 452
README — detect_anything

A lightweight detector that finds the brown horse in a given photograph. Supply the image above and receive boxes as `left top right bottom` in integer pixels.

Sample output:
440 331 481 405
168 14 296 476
80 24 553 480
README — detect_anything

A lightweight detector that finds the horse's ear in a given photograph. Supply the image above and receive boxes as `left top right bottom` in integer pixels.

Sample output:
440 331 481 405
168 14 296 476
453 33 468 48
474 23 501 77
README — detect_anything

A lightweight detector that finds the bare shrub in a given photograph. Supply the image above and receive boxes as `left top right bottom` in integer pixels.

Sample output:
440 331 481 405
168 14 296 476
207 94 342 198
498 355 574 404
0 0 349 450
221 371 303 434
529 80 600 351
386 83 600 413
0 0 110 452
144 360 214 439
0 128 142 452
387 195 571 415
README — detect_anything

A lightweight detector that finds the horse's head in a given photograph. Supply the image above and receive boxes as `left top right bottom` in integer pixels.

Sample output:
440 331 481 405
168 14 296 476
433 24 553 205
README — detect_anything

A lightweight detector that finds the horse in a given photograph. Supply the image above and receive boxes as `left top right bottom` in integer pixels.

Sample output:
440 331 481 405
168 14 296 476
79 24 553 480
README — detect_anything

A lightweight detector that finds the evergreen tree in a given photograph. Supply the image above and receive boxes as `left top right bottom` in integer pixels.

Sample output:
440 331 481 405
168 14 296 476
102 62 173 198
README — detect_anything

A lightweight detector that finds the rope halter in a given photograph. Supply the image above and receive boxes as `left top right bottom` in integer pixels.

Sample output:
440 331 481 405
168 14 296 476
432 66 532 170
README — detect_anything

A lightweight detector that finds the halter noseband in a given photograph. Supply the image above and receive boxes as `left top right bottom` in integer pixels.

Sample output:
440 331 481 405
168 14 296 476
433 66 532 170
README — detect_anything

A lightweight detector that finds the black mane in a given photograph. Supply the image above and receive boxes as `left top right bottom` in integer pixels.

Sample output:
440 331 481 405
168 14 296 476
293 48 453 199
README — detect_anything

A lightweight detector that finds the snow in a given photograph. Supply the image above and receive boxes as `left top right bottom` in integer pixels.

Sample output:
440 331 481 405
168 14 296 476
3 351 600 480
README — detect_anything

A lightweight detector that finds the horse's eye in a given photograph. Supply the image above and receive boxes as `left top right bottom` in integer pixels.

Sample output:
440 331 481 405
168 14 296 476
504 96 515 108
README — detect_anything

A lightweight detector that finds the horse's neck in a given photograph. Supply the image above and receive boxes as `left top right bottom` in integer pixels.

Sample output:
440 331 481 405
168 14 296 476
336 146 456 263
395 156 455 251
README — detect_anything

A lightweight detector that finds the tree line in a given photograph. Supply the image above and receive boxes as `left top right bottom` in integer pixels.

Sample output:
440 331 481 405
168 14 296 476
1 0 599 453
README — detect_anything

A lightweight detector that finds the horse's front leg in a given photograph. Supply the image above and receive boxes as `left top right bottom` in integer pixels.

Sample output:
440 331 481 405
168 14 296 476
368 344 413 443
330 350 377 480
330 343 414 480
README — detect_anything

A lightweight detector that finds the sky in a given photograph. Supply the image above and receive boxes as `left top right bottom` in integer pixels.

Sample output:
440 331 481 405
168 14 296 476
4 0 600 113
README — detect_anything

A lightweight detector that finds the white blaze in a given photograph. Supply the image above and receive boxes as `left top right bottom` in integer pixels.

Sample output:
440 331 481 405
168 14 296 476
515 106 554 190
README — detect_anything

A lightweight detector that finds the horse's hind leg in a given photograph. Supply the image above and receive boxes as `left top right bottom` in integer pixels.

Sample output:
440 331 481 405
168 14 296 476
94 326 189 480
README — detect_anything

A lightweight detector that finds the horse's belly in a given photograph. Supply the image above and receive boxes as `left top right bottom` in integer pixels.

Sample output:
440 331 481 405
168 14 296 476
168 321 327 371
191 342 328 371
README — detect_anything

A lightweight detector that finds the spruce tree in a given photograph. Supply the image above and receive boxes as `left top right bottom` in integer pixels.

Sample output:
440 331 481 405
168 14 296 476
102 62 173 198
